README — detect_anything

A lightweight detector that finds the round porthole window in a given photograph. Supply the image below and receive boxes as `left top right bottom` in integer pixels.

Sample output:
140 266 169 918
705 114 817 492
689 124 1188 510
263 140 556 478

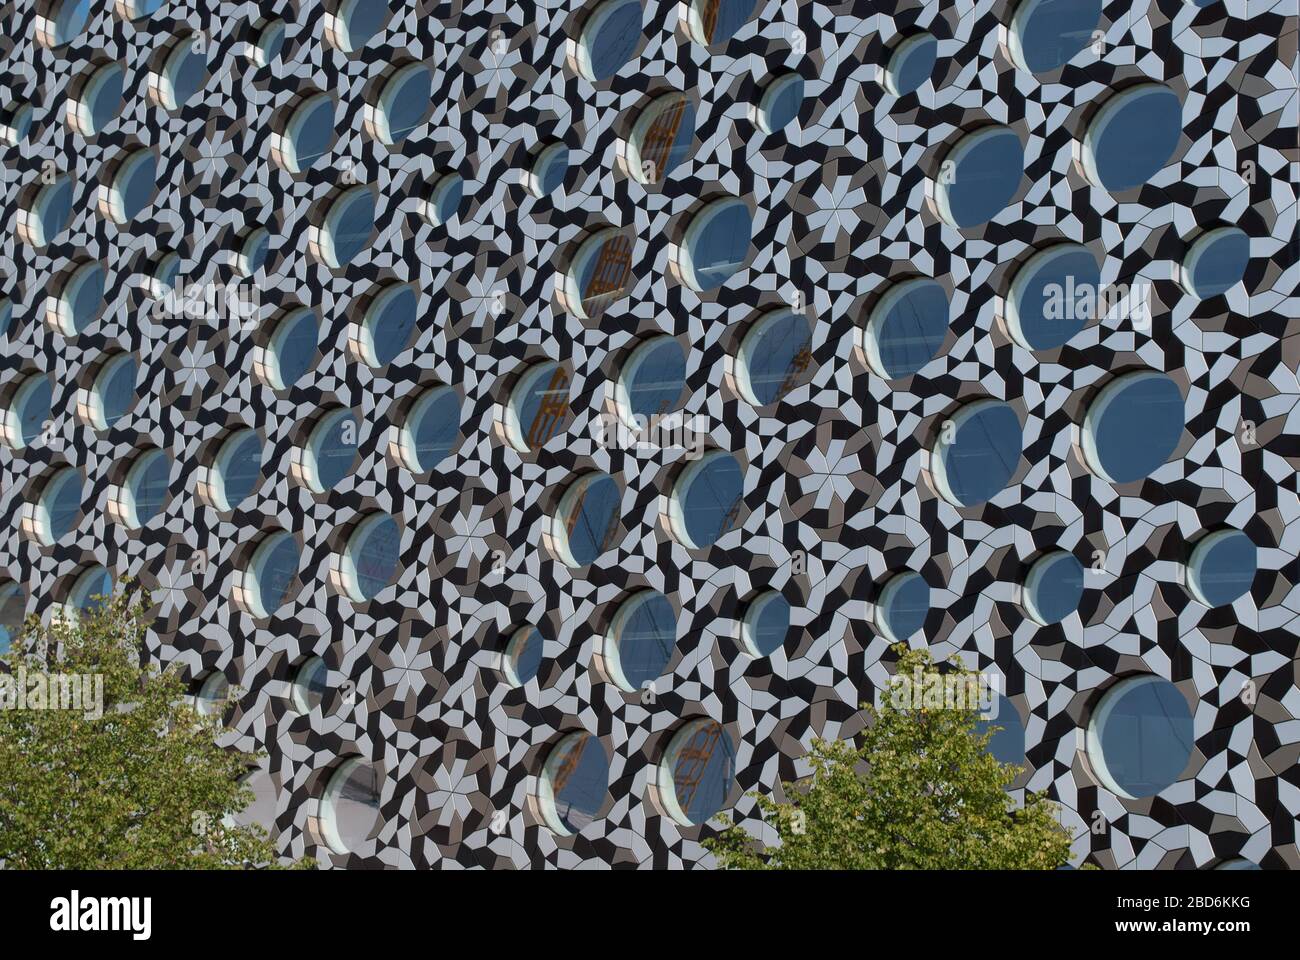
113 447 170 529
299 409 359 494
31 467 83 545
82 352 137 431
626 91 697 185
504 361 570 453
669 449 744 549
336 512 400 602
324 0 390 55
974 694 1027 767
291 656 329 713
100 147 158 224
310 185 377 269
615 335 686 425
206 428 263 512
602 591 676 693
884 32 938 96
0 580 27 655
248 17 287 66
502 625 546 688
1081 83 1182 193
658 718 736 826
65 565 113 618
271 92 337 175
68 61 126 137
147 251 181 299
1087 675 1193 798
934 126 1024 228
36 0 92 48
150 34 209 112
1185 529 1256 608
755 72 804 133
1081 370 1183 484
1007 0 1101 75
859 276 949 380
527 142 571 198
536 732 609 835
18 173 75 248
319 758 382 854
255 306 319 391
1214 858 1261 870
47 259 106 337
551 472 621 568
573 0 643 82
1005 243 1099 351
930 399 1022 507
241 530 300 618
419 172 464 228
0 297 12 339
366 62 433 145
683 0 756 45
115 0 167 19
0 102 34 147
676 197 752 292
194 672 230 716
1022 550 1084 626
1180 226 1249 300
1 373 54 451
351 281 416 368
874 570 929 643
234 226 271 278
736 308 812 406
741 590 790 658
394 384 461 473
559 228 633 319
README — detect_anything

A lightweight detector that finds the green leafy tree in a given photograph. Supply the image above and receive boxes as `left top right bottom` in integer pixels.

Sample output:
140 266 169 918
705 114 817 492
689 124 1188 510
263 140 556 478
0 587 307 869
706 646 1075 869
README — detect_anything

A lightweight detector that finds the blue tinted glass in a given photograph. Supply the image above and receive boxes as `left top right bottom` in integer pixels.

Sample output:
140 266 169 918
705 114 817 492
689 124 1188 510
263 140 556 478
621 337 685 418
938 127 1024 228
1010 0 1102 74
38 177 74 242
1183 227 1249 299
97 355 137 426
866 277 949 379
366 285 416 366
243 230 270 274
70 262 106 333
665 720 735 824
326 188 376 266
975 694 1027 766
546 733 608 833
259 21 287 62
87 64 125 132
583 0 642 81
1084 371 1183 484
17 377 54 447
1215 859 1261 870
636 96 697 181
575 232 631 305
349 514 399 600
343 0 388 47
1188 530 1256 608
310 412 359 491
760 74 804 131
511 362 568 450
745 591 790 657
292 96 335 169
382 64 432 142
117 151 157 220
71 566 112 614
255 534 299 613
1008 244 1098 351
676 451 743 548
612 592 676 690
880 571 929 642
534 144 570 196
431 174 463 225
0 300 11 338
54 0 91 43
406 386 460 470
741 309 811 405
703 0 756 44
1085 84 1181 192
168 45 207 108
0 583 24 654
506 626 545 686
1093 677 1193 797
684 199 751 290
44 469 82 541
271 309 318 387
129 450 170 524
1025 551 1084 625
935 401 1022 506
562 473 620 566
217 431 263 508
888 33 938 95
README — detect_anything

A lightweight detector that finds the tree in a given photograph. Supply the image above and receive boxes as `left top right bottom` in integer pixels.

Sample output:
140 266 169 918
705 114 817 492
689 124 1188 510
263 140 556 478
0 587 306 869
706 646 1075 869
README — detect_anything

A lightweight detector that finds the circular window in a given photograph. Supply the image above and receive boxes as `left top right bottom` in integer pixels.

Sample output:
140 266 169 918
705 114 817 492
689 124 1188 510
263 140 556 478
148 252 181 299
0 297 12 339
1214 858 1261 870
47 259 106 336
1081 370 1183 484
101 147 158 224
324 0 389 54
195 671 229 716
741 590 790 658
626 91 697 185
114 447 170 529
560 228 633 319
1087 675 1193 798
677 197 752 292
319 758 382 854
65 565 113 618
755 72 804 134
207 428 263 512
352 282 416 368
242 530 300 618
551 472 621 568
337 512 400 602
934 126 1024 228
19 173 75 248
669 449 744 549
68 62 126 137
299 409 360 494
875 570 929 643
574 0 642 82
537 732 609 835
975 694 1027 767
36 0 92 47
504 361 570 453
1081 83 1182 193
395 384 460 472
1185 529 1256 608
2 374 54 451
420 172 464 228
859 276 949 380
527 142 570 198
684 0 756 45
1022 550 1084 626
736 308 812 406
658 719 736 826
366 62 433 145
311 185 376 269
502 625 546 688
884 32 938 96
1180 226 1249 299
603 591 676 692
32 467 83 545
151 35 208 112
615 335 686 425
234 226 271 278
1005 243 1099 351
272 92 337 175
0 580 26 655
115 0 167 19
248 17 287 66
1007 0 1101 75
292 656 329 713
83 352 137 431
930 399 1022 507
0 102 34 147
256 306 319 391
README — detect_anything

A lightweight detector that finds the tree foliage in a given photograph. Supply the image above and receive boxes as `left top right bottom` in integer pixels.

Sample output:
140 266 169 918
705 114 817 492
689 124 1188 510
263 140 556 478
706 646 1075 869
